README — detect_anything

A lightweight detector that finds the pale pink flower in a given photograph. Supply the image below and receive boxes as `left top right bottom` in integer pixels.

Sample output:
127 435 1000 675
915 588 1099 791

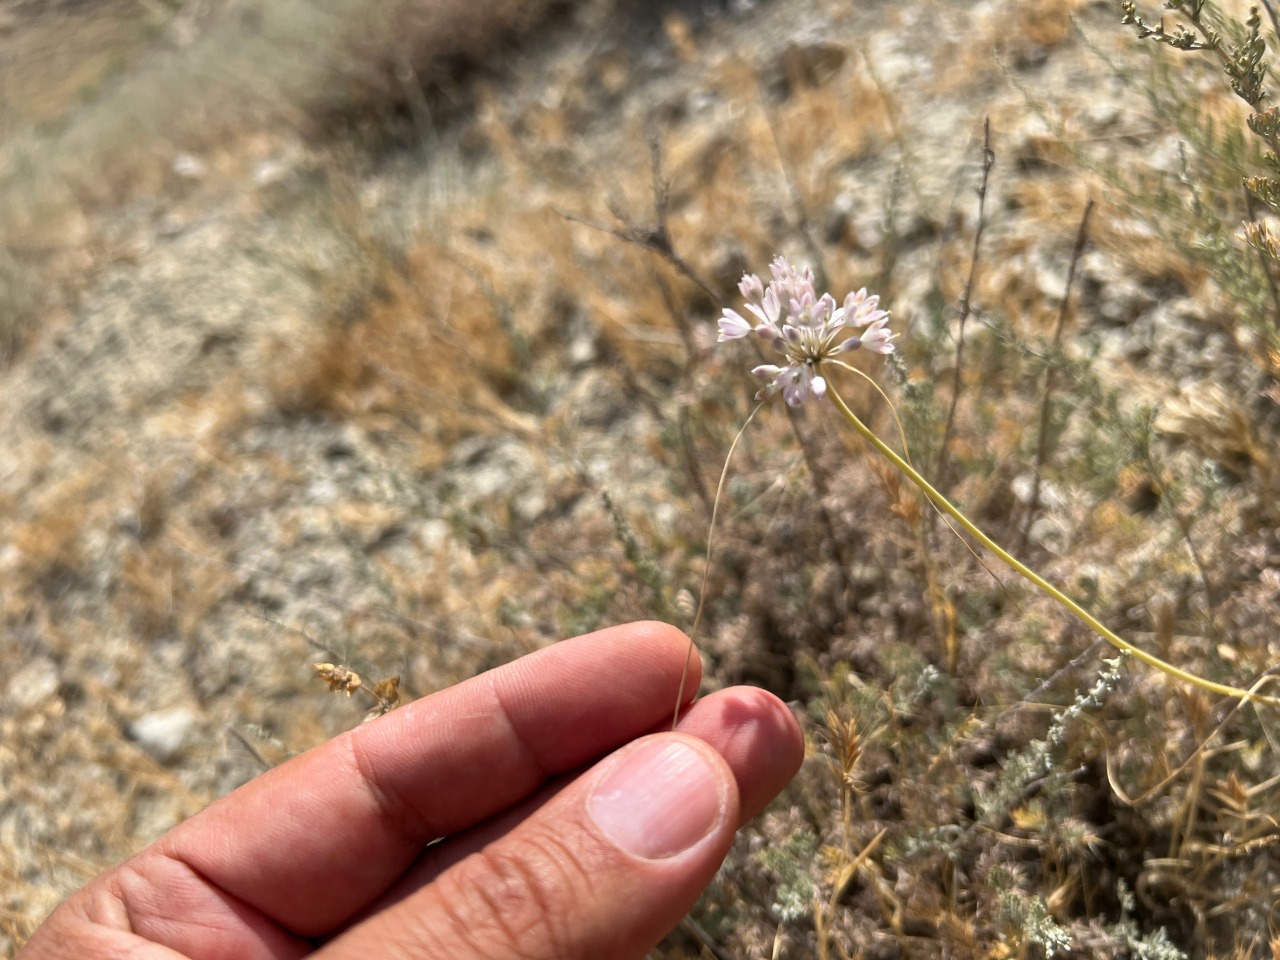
718 309 754 341
858 317 896 354
718 257 895 404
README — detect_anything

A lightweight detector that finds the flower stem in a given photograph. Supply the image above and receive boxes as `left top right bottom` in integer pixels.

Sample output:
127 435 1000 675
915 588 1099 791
825 374 1273 706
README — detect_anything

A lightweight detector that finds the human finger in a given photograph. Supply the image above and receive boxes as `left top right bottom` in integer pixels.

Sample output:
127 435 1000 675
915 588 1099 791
32 621 700 957
318 733 741 960
347 683 804 913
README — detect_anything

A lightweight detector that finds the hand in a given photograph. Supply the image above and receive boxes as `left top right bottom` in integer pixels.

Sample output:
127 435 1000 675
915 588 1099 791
20 622 804 960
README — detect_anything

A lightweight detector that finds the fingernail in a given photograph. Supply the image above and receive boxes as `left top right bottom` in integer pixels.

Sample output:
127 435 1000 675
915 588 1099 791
588 738 726 860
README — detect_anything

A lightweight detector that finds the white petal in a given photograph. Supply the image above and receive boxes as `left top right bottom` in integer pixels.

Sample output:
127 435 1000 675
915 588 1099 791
860 321 896 354
815 293 837 324
718 309 753 341
739 273 765 303
762 287 782 324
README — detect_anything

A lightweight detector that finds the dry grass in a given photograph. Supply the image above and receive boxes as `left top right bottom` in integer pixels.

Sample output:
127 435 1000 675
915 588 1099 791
0 0 569 366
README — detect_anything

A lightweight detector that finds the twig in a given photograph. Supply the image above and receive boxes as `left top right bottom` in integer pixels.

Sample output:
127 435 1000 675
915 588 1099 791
225 724 274 772
1105 668 1280 807
1017 637 1108 710
936 640 1106 779
680 916 736 960
1135 423 1218 616
935 118 995 484
558 135 858 585
555 135 719 304
649 264 712 512
1019 198 1094 554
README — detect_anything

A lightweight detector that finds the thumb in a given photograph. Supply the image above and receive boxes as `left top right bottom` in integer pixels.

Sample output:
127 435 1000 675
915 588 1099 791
319 733 740 960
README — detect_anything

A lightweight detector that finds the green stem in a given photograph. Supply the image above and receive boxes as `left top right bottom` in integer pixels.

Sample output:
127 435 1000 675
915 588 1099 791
825 374 1271 706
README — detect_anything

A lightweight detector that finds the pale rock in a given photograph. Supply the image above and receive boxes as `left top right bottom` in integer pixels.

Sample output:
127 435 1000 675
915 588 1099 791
129 708 198 763
172 153 208 179
6 658 59 711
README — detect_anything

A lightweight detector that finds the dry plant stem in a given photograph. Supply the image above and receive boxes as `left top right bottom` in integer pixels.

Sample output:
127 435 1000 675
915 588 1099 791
1019 198 1095 554
1171 706 1208 860
556 135 719 304
678 917 735 960
563 137 854 575
1139 443 1217 615
225 724 274 772
824 374 1278 707
648 264 712 511
673 403 765 730
935 118 995 483
1104 668 1280 806
752 338 856 584
816 828 888 960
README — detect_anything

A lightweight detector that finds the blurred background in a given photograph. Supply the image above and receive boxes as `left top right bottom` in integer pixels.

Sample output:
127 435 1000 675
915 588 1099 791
3 0 1280 956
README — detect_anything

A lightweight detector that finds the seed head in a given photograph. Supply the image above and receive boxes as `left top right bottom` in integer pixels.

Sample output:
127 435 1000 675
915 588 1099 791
313 662 362 696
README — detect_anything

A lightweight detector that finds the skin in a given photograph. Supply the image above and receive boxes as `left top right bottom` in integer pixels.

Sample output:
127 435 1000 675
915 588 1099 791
20 621 805 960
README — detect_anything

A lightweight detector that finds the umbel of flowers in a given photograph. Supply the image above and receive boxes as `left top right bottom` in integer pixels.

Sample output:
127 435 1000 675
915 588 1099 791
718 256 895 406
711 257 1277 708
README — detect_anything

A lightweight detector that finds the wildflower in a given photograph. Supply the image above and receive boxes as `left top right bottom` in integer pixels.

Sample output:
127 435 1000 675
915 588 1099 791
718 256 895 405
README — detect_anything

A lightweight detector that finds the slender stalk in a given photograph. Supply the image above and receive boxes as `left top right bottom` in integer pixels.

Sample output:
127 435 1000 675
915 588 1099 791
825 375 1275 706
936 118 995 483
1020 199 1094 554
673 403 765 729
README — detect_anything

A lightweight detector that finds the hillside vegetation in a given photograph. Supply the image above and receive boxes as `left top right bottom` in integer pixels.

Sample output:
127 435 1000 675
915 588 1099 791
3 0 1280 956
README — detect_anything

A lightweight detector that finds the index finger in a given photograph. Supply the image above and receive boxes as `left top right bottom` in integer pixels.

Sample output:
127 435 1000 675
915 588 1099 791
149 622 699 938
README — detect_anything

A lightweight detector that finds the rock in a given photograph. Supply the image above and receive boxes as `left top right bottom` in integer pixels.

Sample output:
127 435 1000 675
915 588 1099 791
171 153 208 179
6 658 59 711
128 708 198 763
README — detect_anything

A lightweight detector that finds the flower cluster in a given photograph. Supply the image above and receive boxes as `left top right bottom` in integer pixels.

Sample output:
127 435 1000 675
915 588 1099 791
718 257 894 405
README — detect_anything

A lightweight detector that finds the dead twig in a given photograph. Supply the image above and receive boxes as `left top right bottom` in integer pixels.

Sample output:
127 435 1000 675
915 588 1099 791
1018 198 1094 554
225 724 274 773
935 118 995 484
558 134 860 588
